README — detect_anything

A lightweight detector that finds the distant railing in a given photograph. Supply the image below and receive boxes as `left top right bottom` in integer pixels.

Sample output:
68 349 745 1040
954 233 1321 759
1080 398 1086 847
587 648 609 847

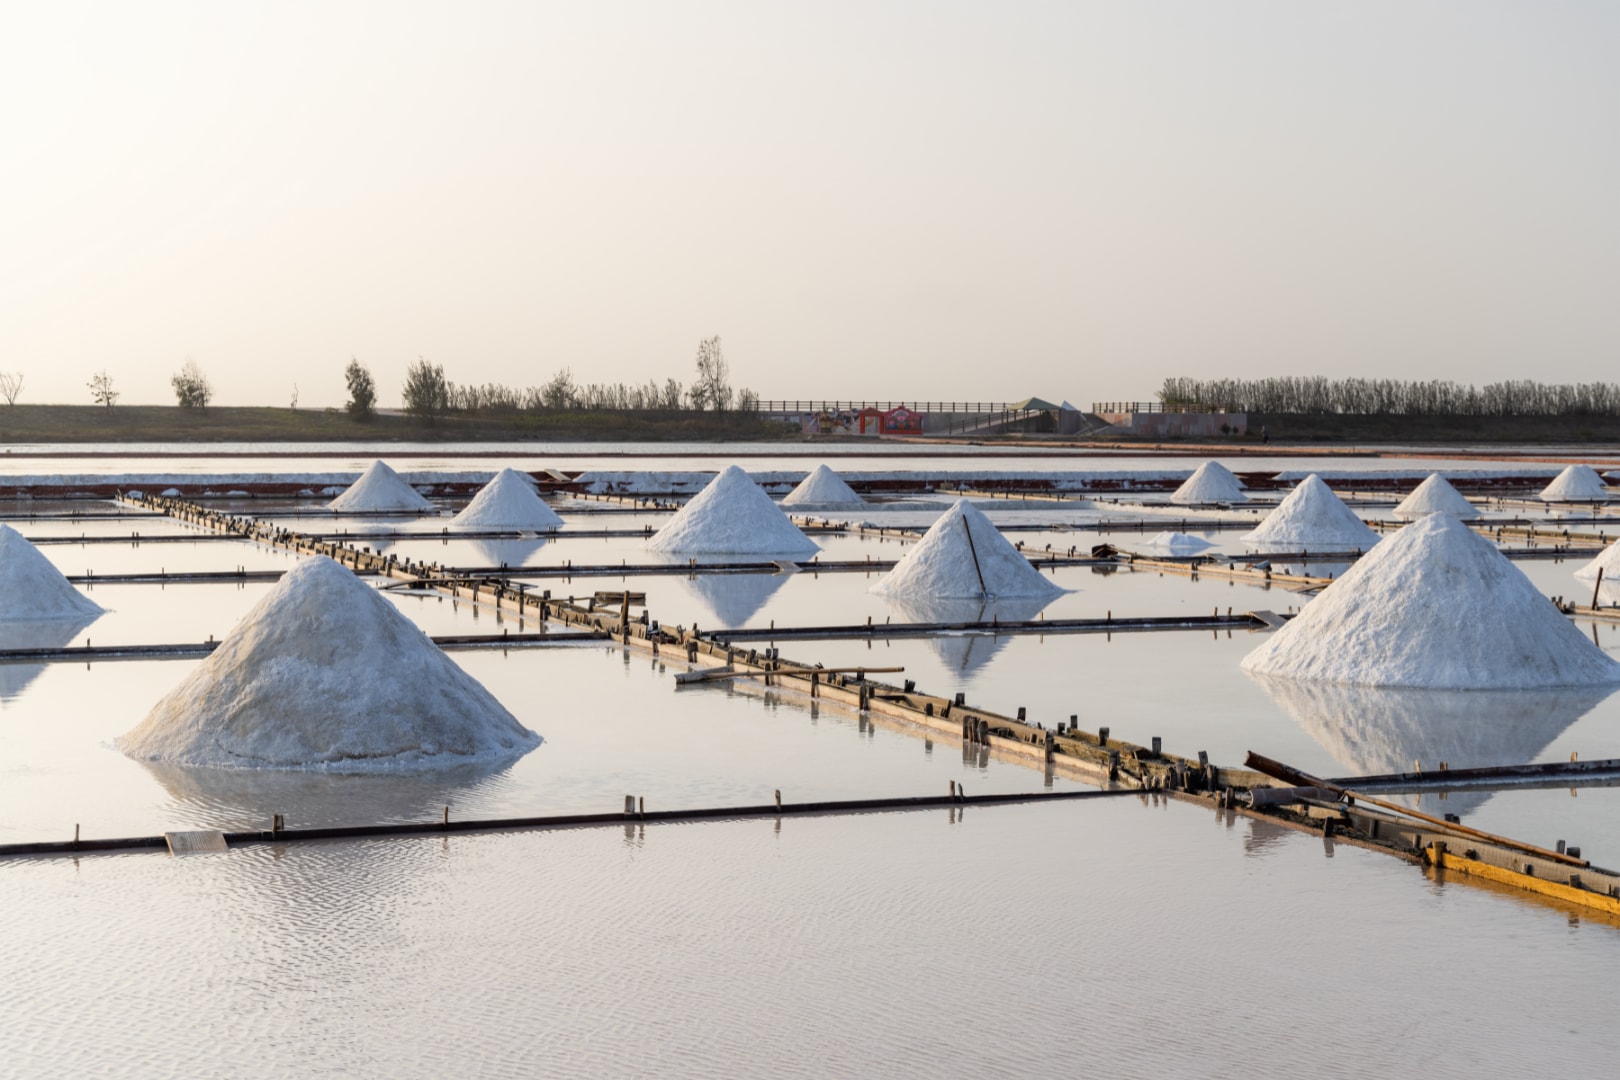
1092 402 1225 414
757 401 1014 414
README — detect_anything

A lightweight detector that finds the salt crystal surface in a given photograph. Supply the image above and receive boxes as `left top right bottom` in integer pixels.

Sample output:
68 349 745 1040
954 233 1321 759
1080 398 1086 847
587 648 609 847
646 466 819 557
1144 531 1215 553
1541 464 1610 502
1242 514 1620 689
871 500 1063 599
0 525 104 621
1241 475 1379 551
451 469 562 531
1169 462 1247 504
781 465 866 509
327 461 433 512
118 556 540 770
1574 538 1620 583
1392 474 1479 521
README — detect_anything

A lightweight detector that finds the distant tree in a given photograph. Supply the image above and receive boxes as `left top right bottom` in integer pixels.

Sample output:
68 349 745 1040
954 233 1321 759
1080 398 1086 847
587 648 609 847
540 368 577 410
402 356 449 422
344 359 376 421
660 378 685 410
87 370 119 409
290 383 299 410
736 387 759 411
0 371 21 406
170 359 212 408
691 336 732 411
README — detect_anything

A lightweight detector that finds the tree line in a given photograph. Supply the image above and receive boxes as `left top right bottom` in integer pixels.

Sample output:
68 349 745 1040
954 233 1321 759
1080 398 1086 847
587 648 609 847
1158 376 1620 416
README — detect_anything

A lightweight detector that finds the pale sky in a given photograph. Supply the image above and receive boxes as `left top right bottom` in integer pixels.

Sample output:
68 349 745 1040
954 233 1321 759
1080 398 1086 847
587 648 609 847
2 1 1616 408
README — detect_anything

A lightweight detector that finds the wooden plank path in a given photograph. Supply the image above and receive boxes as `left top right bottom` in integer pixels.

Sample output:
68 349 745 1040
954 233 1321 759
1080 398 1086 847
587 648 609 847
704 611 1277 642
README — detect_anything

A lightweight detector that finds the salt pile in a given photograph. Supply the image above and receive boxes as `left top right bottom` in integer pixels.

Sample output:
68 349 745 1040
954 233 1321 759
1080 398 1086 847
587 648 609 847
1540 464 1610 502
1169 462 1247 505
646 466 819 557
119 556 540 770
1241 474 1378 551
1574 538 1620 584
1242 513 1620 689
0 525 104 621
451 468 563 531
1144 531 1215 553
1392 474 1479 521
872 500 1062 599
780 465 866 509
327 460 433 512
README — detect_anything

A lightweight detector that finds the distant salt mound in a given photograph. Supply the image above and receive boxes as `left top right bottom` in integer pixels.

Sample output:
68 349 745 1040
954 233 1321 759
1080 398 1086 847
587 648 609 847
1393 474 1479 521
119 556 540 771
1242 474 1378 551
781 465 865 509
1541 464 1610 502
1169 461 1247 505
646 465 819 557
0 525 104 621
1574 537 1620 584
872 500 1062 599
1242 513 1620 689
1145 531 1215 553
451 468 563 531
328 460 433 512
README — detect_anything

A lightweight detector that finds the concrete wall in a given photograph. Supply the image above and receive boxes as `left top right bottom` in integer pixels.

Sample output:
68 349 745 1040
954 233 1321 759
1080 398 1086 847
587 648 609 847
1098 412 1248 437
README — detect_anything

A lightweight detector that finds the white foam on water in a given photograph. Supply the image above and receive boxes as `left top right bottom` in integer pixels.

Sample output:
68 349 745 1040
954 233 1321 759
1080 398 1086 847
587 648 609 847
871 500 1063 599
1392 473 1480 521
1169 461 1247 504
646 466 819 557
327 461 433 512
1242 474 1379 551
451 468 563 531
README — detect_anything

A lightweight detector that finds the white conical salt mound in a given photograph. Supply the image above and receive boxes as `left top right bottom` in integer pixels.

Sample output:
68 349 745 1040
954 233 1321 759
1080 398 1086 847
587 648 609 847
451 468 563 531
1393 474 1479 521
781 464 866 509
327 460 433 512
646 466 819 557
1574 537 1620 583
1541 464 1610 502
118 556 540 770
1145 531 1215 553
1169 461 1247 504
1242 514 1620 689
1241 474 1378 551
0 525 104 620
872 500 1063 599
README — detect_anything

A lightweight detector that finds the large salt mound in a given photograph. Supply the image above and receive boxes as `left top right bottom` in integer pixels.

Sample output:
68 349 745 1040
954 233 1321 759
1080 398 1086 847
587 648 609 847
1169 461 1247 504
1241 474 1378 551
451 468 563 531
1541 463 1610 502
1574 537 1620 583
1392 473 1479 521
1242 513 1620 689
872 500 1062 599
781 464 866 509
327 460 433 512
0 525 104 621
646 466 819 557
119 556 540 770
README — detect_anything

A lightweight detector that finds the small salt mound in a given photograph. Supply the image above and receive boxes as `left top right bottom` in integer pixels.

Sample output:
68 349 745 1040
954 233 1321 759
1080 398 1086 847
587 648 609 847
647 466 819 557
1169 461 1248 504
872 500 1063 599
1541 464 1610 502
1242 513 1620 689
1144 531 1215 553
451 468 563 531
0 525 105 621
327 460 433 512
119 556 540 771
1241 474 1378 551
781 464 865 509
1392 474 1479 521
1574 537 1620 583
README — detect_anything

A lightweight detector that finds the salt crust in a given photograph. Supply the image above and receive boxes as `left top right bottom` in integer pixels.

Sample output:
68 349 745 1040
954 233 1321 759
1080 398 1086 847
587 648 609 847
1241 474 1379 551
451 468 563 531
1169 462 1247 504
1574 537 1620 583
646 466 819 556
781 464 865 508
871 500 1063 599
327 460 433 512
119 556 540 770
1144 531 1215 553
0 525 104 620
1541 463 1610 502
1241 513 1620 689
1392 474 1480 521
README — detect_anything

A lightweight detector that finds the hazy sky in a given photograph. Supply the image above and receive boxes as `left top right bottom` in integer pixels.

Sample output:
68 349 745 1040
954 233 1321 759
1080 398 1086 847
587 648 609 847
2 2 1616 408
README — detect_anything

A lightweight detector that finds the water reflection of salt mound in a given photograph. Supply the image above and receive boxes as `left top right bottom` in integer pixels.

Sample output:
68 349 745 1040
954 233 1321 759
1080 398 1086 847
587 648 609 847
451 468 563 531
872 500 1063 599
1170 461 1247 505
467 535 549 568
0 615 98 705
1250 674 1614 816
119 556 540 771
0 525 104 620
675 572 791 628
327 460 433 512
1393 474 1480 521
1242 475 1378 551
882 593 1055 677
647 465 819 557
